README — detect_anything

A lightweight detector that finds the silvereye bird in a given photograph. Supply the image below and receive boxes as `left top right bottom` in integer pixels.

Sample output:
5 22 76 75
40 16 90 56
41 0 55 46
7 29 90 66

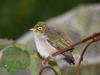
30 21 75 64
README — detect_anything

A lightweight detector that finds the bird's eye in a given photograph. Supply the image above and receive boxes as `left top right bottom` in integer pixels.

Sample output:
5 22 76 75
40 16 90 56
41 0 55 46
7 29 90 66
38 27 42 30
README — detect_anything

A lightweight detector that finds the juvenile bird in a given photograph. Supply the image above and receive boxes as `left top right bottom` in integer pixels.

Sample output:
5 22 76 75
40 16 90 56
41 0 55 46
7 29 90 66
30 21 75 65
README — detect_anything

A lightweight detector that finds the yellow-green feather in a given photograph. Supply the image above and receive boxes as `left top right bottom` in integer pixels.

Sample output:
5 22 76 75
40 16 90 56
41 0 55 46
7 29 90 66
34 21 46 33
47 34 70 50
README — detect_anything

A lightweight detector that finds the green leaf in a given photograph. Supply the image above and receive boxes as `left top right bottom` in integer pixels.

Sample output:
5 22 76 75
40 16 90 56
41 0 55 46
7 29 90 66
48 60 58 66
48 60 62 75
36 51 44 59
1 46 30 72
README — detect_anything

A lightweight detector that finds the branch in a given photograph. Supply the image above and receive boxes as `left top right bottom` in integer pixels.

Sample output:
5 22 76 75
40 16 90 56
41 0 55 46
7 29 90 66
76 40 93 75
52 32 100 57
77 36 100 75
39 32 100 75
42 32 100 66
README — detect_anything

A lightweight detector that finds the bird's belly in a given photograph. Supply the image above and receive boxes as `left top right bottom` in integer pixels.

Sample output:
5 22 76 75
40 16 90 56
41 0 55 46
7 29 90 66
35 38 57 58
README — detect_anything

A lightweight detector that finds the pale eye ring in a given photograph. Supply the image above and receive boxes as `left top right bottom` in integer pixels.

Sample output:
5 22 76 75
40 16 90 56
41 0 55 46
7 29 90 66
38 27 42 30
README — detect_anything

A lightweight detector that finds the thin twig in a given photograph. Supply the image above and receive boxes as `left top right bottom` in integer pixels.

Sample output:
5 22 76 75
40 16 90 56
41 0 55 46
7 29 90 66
76 37 100 75
39 66 58 75
76 40 93 75
43 32 100 65
39 32 100 75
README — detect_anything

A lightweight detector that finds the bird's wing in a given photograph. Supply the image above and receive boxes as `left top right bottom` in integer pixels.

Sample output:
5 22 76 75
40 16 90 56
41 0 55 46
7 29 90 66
46 27 75 64
46 27 73 50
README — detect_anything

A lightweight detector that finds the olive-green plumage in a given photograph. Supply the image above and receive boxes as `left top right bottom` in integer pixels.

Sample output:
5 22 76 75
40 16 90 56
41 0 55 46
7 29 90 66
31 21 75 64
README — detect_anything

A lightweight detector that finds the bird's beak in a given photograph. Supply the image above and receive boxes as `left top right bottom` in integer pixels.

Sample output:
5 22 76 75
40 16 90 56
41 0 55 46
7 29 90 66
29 28 38 32
29 28 34 31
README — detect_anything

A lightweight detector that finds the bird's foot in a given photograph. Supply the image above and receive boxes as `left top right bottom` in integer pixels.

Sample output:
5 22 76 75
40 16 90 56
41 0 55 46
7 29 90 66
41 56 52 68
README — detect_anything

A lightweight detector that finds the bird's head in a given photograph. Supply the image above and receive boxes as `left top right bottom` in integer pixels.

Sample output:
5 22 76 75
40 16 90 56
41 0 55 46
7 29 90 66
30 21 46 34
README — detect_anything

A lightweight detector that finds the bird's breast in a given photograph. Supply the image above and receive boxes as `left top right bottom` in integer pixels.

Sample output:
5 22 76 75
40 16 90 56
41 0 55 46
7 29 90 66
33 33 57 58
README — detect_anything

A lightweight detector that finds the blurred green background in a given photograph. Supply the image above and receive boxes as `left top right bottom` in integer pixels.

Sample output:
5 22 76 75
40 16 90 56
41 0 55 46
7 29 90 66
0 0 100 39
0 1 100 75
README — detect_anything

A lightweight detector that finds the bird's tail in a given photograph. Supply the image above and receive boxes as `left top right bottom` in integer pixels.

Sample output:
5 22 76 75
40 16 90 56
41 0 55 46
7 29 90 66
63 51 75 64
